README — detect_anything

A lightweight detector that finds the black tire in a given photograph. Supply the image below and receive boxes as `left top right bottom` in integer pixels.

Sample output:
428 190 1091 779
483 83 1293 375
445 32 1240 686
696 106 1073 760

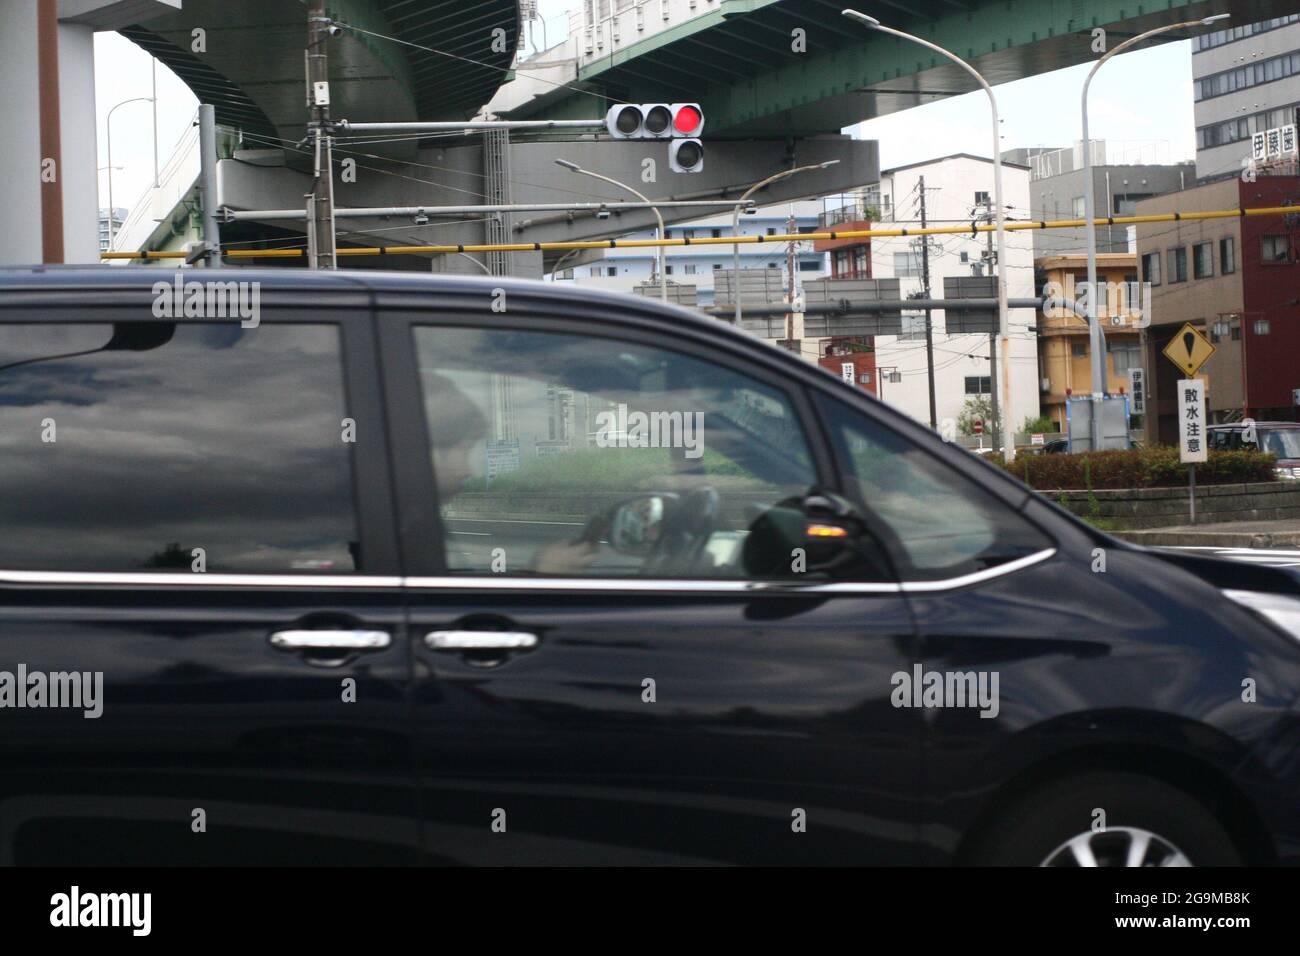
968 771 1243 866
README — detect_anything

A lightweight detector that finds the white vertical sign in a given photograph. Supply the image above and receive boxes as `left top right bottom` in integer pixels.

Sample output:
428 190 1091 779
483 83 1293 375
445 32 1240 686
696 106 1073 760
1128 368 1146 416
841 362 856 385
1177 379 1207 463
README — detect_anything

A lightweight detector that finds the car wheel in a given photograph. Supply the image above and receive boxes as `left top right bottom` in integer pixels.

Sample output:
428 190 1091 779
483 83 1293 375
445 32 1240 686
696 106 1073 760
968 772 1243 866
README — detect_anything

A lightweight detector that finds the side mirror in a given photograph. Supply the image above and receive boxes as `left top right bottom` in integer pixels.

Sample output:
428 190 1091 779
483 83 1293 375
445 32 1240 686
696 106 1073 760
607 494 673 555
742 489 881 578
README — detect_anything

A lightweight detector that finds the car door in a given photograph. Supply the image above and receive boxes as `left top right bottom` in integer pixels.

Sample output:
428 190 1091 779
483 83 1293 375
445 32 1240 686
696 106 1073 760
0 290 417 864
378 299 921 865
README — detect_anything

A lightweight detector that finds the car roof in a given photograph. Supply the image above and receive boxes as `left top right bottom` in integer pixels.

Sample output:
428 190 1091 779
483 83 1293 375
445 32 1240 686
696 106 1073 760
0 263 821 385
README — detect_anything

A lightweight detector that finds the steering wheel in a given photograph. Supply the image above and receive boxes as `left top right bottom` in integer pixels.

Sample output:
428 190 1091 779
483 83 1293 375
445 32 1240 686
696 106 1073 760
641 486 720 576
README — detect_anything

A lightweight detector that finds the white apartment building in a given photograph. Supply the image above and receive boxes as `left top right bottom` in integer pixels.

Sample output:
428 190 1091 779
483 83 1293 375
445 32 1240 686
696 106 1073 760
867 154 1040 433
549 198 829 304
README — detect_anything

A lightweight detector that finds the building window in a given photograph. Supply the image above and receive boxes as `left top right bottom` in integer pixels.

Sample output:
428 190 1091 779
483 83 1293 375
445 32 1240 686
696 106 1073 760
665 266 673 275
1141 252 1161 286
1071 197 1086 218
893 251 921 277
1231 325 1241 341
1220 237 1235 274
798 260 820 272
589 267 600 277
711 228 722 238
1253 319 1272 335
1193 242 1213 279
898 312 927 341
607 266 617 276
964 376 991 395
1262 235 1290 263
974 190 990 207
684 264 697 275
1168 247 1188 283
767 262 779 269
1110 341 1140 372
559 269 573 279
1071 342 1088 358
712 263 721 270
854 248 867 275
766 227 777 236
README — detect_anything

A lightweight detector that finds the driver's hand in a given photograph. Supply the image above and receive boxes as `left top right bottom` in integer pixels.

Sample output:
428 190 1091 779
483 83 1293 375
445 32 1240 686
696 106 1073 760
534 539 600 575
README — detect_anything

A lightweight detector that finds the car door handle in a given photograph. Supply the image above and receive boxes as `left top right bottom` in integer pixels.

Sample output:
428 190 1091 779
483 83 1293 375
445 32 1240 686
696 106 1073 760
269 629 391 650
424 630 539 651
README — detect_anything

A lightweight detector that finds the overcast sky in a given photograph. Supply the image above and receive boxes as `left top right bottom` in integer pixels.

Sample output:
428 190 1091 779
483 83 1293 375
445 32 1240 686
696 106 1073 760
94 3 1197 217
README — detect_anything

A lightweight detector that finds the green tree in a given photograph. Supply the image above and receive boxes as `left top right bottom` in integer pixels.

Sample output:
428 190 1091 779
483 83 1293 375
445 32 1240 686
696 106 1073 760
957 396 993 437
1021 414 1056 435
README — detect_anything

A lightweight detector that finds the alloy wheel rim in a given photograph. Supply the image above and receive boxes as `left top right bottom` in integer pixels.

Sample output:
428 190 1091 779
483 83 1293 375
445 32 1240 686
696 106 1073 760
1040 826 1193 867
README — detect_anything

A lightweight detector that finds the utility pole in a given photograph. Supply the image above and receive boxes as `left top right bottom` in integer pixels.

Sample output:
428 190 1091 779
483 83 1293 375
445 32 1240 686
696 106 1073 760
306 0 336 269
982 196 1000 448
918 177 937 428
785 205 798 352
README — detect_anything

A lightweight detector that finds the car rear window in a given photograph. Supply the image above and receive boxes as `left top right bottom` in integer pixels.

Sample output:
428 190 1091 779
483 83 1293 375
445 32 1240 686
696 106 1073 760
0 321 360 573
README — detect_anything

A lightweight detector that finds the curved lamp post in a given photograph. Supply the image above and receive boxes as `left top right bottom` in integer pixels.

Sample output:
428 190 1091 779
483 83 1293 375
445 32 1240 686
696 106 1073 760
1080 13 1229 451
843 9 1015 459
731 160 840 326
105 96 155 251
556 158 666 301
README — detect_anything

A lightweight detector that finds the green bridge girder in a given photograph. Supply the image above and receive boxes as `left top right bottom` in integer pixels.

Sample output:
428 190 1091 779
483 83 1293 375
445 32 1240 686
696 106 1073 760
502 0 1298 135
122 0 519 153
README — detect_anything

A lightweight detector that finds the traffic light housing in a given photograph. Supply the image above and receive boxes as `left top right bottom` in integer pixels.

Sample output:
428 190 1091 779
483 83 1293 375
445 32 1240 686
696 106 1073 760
605 103 704 140
669 138 704 173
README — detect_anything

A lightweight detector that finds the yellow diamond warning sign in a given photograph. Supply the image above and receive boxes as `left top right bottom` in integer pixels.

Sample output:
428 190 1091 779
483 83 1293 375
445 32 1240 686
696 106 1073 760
1162 322 1216 378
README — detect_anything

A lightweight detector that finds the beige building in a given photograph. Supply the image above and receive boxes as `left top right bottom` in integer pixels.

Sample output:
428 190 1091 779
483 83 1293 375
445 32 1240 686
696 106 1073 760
1035 254 1144 431
1134 179 1245 445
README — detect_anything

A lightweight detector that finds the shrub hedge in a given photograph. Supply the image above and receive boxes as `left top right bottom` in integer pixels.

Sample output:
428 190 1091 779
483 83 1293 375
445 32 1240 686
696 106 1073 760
994 446 1276 491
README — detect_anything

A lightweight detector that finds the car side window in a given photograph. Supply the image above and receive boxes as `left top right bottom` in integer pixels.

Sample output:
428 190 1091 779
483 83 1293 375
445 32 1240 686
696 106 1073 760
413 325 826 579
816 393 1053 582
0 321 360 573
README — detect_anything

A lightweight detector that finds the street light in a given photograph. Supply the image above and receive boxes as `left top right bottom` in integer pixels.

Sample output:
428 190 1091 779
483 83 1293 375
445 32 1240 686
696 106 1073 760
843 8 1015 460
105 96 155 250
731 160 840 327
556 158 667 301
1079 13 1229 452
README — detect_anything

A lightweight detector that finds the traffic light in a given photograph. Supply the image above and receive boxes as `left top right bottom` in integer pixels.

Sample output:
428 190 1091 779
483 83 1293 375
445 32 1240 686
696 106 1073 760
604 103 705 140
669 138 704 173
605 103 705 171
604 103 673 139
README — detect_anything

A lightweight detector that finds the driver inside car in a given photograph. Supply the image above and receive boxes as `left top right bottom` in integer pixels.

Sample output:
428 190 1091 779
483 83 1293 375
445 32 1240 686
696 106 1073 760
425 372 601 576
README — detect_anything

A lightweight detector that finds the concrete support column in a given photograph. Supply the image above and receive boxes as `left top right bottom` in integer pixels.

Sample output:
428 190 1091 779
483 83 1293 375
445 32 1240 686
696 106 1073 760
59 20 100 263
0 0 45 264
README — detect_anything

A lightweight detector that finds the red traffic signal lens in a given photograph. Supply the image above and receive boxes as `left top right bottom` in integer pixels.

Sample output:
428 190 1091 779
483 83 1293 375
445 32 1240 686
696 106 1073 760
644 105 671 135
614 106 642 135
673 105 701 135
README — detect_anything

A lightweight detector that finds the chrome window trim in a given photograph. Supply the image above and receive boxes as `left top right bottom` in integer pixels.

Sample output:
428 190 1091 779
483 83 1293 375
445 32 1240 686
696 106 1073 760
0 570 403 588
0 548 1054 594
407 548 1056 594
